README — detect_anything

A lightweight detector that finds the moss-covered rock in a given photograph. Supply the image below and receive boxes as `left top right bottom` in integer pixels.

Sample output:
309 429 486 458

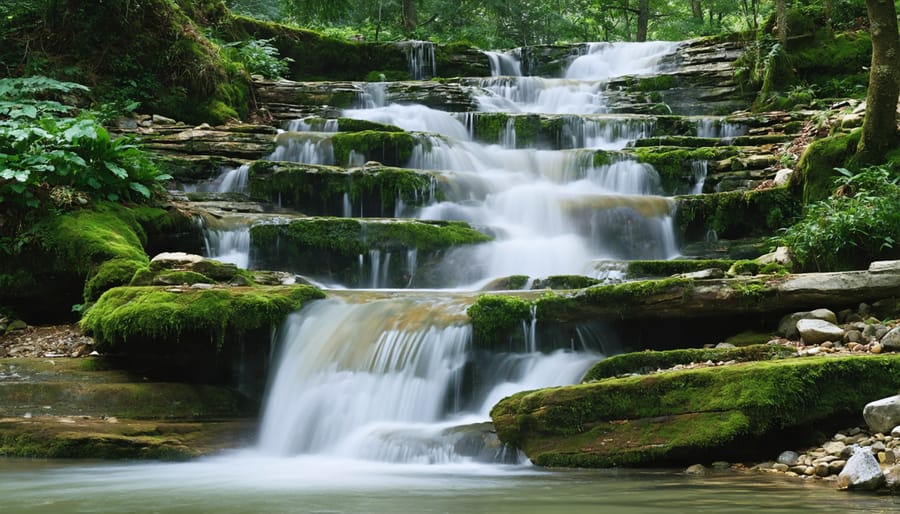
794 129 863 204
531 275 602 290
492 354 900 467
81 284 323 352
674 187 800 242
250 218 491 287
466 294 534 349
582 344 795 381
247 160 439 217
330 130 417 167
626 259 735 278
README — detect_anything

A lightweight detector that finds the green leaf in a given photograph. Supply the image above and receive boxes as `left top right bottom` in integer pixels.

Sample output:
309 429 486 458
104 161 129 179
129 182 151 198
106 193 120 201
13 170 29 182
10 184 26 193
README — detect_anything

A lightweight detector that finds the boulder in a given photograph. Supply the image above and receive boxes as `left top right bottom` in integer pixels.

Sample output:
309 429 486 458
864 395 900 434
881 327 900 351
756 246 792 267
796 318 844 345
777 450 799 465
837 447 885 491
778 309 838 340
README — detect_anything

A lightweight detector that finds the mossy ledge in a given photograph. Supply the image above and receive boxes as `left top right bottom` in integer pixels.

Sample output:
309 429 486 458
247 160 440 217
81 285 324 351
250 218 491 287
674 187 799 242
331 131 416 167
491 354 900 467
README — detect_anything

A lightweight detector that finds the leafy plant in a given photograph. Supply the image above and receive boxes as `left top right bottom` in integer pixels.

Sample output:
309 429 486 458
779 165 900 271
221 38 293 79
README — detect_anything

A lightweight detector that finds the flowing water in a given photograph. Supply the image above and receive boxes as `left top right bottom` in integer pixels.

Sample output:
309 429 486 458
4 41 869 512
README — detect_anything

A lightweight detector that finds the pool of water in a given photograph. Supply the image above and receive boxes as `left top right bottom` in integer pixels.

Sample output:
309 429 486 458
2 453 898 513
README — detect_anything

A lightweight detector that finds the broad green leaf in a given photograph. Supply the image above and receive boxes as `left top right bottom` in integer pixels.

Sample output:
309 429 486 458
129 182 151 198
10 184 26 193
13 170 29 182
104 161 128 179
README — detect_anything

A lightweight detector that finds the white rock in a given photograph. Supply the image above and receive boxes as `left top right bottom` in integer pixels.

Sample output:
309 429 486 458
869 260 900 274
837 447 884 490
796 318 844 345
756 246 792 266
864 396 900 434
150 252 206 265
773 169 794 187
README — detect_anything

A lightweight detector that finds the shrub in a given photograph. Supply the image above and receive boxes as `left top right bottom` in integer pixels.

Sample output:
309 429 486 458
779 165 900 271
221 38 293 79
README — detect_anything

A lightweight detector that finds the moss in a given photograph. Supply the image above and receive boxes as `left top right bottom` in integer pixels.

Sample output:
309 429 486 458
337 118 405 133
331 131 416 167
583 344 794 381
532 275 601 290
494 354 900 467
675 187 800 242
637 75 677 91
795 129 863 204
729 259 761 276
535 277 695 323
632 146 738 194
80 285 324 352
248 161 437 216
84 258 147 302
131 270 213 286
723 331 775 347
466 295 534 349
627 259 734 278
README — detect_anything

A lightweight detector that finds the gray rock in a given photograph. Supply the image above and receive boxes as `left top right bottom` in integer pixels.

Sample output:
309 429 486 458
685 464 707 475
772 463 789 472
837 447 885 490
843 330 863 343
778 309 837 339
881 327 900 351
869 260 900 274
864 396 900 434
677 268 725 280
796 318 844 345
891 426 900 438
823 441 847 456
885 465 900 491
776 450 800 465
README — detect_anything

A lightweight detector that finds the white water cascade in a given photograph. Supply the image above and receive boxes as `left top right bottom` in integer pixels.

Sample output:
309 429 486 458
258 295 606 462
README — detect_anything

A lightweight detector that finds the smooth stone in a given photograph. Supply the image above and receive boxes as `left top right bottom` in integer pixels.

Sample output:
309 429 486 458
869 260 900 274
881 327 900 351
777 450 800 465
864 396 900 434
685 464 707 475
837 447 885 490
778 309 837 339
772 463 790 472
796 319 844 345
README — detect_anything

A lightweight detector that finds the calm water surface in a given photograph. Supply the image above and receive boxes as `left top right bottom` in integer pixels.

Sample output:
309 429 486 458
2 453 898 513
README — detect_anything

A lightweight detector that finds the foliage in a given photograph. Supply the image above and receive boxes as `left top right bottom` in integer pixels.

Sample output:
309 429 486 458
0 77 172 215
779 165 900 271
220 38 293 79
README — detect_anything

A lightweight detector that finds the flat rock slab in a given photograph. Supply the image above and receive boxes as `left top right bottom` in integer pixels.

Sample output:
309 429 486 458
492 354 900 467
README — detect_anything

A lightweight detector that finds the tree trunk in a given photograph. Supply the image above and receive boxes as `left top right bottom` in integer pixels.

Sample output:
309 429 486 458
775 0 788 46
857 0 900 163
401 0 417 36
690 0 703 19
636 0 649 42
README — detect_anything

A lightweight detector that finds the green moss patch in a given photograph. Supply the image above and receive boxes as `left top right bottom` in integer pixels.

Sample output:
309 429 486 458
535 277 695 323
582 344 794 381
248 161 437 217
466 295 534 348
493 354 900 467
81 285 324 351
627 259 735 278
795 129 863 204
675 187 800 241
331 131 416 167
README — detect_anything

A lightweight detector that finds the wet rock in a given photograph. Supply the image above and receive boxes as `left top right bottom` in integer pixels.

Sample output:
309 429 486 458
823 441 846 456
777 450 800 465
864 396 900 434
837 447 884 490
685 464 707 475
5 320 28 334
796 319 844 345
778 309 837 339
880 327 900 351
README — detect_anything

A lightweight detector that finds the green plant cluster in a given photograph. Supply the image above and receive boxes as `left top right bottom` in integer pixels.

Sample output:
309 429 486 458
779 165 900 271
0 77 172 214
219 37 293 79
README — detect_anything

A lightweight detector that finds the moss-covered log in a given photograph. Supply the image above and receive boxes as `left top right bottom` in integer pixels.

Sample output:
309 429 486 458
492 354 900 467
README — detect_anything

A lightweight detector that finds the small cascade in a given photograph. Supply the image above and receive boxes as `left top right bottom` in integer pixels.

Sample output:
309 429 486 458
696 117 747 141
691 160 708 194
485 50 523 77
403 40 436 80
500 117 516 147
187 163 250 193
203 226 251 269
561 116 655 150
270 132 335 164
257 295 605 462
285 117 340 132
359 82 388 109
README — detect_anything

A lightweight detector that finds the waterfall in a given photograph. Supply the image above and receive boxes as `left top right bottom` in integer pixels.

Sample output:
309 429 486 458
257 295 605 462
203 226 251 268
404 40 436 80
485 50 523 77
697 117 747 141
691 160 708 194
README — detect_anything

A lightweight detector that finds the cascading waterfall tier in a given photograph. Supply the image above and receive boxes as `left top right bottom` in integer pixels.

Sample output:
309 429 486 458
257 293 606 463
